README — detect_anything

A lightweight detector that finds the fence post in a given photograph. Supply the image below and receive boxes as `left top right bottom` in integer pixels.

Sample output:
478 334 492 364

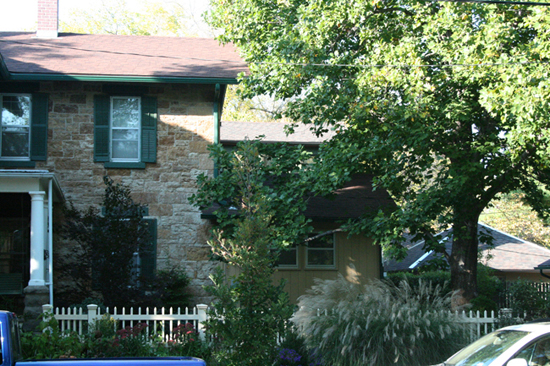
87 304 99 333
42 304 53 315
196 304 208 340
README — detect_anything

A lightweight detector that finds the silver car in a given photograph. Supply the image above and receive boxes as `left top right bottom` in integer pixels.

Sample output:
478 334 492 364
432 322 550 366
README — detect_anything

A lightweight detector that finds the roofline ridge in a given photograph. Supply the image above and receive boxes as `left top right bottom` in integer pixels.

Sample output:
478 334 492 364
478 221 534 245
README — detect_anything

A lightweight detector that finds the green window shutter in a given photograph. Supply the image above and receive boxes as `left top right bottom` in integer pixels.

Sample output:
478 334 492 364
94 95 110 162
140 218 157 281
30 93 48 161
141 96 157 163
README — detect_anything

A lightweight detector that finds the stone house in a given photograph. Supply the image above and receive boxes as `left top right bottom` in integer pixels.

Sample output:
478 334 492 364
0 0 247 315
0 0 396 314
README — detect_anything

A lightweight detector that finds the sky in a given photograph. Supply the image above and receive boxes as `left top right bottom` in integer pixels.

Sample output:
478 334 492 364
0 0 211 36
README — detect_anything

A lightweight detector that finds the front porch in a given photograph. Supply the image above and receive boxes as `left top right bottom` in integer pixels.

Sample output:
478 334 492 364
0 170 64 317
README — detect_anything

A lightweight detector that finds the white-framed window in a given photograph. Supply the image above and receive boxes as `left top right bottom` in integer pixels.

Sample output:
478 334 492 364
275 244 299 269
110 96 141 162
306 233 336 268
1 94 31 160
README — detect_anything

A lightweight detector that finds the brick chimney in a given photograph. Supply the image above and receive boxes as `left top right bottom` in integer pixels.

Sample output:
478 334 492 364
37 0 59 38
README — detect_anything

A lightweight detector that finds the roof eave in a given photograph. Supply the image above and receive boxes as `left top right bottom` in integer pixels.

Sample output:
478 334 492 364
8 73 240 84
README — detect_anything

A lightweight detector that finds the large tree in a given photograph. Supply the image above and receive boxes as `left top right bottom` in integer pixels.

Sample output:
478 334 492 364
207 0 550 303
61 0 193 36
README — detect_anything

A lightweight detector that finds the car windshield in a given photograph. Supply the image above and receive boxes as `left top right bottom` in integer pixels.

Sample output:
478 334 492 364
445 329 530 366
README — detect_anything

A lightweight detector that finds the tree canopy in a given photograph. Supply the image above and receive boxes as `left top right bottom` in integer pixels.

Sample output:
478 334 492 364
61 0 193 36
481 192 550 247
207 0 550 302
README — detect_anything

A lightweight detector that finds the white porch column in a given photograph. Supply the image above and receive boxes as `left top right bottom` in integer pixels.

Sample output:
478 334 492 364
28 191 46 287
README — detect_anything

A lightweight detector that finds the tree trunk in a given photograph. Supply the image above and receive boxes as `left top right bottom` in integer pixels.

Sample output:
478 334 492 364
449 213 480 310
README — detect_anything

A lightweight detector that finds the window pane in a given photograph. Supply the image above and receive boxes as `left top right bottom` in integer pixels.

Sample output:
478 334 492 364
307 250 334 266
308 235 333 248
2 128 29 157
112 141 139 159
2 96 30 126
278 248 297 266
112 98 140 128
112 129 139 141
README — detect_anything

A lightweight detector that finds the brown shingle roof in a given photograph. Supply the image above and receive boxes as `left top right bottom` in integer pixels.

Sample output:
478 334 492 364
0 32 248 80
201 174 396 221
305 174 396 220
384 223 550 273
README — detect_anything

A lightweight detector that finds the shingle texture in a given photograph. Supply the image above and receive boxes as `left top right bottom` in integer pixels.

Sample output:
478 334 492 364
384 223 550 273
0 32 248 79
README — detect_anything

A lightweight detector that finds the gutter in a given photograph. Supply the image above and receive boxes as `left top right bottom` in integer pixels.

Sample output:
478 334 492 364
535 265 550 280
8 73 239 84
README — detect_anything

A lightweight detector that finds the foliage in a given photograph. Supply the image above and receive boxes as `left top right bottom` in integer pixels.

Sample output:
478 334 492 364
149 268 193 309
60 176 151 307
223 84 292 123
189 139 314 250
276 327 323 366
190 140 305 366
21 312 212 361
163 322 212 361
388 267 505 312
21 312 85 359
292 275 469 366
507 280 549 320
60 0 193 36
481 192 550 247
470 265 504 313
69 297 107 314
206 0 550 304
386 270 452 294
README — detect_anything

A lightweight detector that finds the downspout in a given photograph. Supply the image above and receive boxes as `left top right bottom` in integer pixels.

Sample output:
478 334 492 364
539 269 550 280
213 83 227 177
48 178 53 305
0 54 11 81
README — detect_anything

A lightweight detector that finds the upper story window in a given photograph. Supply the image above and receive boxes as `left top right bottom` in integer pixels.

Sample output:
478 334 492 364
1 95 31 160
94 94 157 169
0 92 48 167
111 97 141 162
306 233 336 268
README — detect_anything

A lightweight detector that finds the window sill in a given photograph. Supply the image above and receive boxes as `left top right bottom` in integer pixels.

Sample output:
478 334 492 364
104 162 146 169
275 266 300 271
0 160 36 168
305 266 338 271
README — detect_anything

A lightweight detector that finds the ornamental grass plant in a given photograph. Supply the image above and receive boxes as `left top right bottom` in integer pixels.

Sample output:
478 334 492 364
292 274 469 366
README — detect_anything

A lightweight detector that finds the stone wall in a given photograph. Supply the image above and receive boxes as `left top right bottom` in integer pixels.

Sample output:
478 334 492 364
35 81 217 305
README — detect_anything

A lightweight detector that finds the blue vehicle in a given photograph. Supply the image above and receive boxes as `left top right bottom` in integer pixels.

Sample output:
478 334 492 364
0 311 206 366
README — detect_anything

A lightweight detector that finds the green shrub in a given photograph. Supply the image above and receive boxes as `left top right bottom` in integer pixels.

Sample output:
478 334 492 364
470 265 504 313
292 275 469 366
275 326 321 366
507 279 548 320
386 270 451 294
21 312 85 359
162 322 211 361
21 312 212 361
150 268 192 309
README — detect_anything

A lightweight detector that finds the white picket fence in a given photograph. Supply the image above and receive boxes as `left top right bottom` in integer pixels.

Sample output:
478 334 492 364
42 304 515 344
42 304 209 341
457 310 500 341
